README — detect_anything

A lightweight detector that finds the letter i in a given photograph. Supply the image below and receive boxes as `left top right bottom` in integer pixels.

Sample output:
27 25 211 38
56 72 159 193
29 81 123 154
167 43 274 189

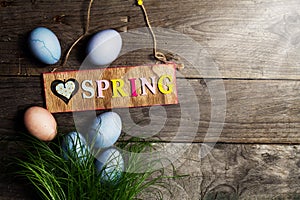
129 78 138 97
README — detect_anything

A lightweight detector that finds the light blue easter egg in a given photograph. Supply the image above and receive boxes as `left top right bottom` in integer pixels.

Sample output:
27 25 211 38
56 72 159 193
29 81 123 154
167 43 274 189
86 29 122 65
62 131 90 162
89 112 122 149
95 147 124 183
28 27 61 65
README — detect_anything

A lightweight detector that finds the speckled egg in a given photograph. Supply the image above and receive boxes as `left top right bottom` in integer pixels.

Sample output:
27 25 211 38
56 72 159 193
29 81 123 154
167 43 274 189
24 106 57 141
88 112 122 149
28 27 61 65
86 29 122 65
95 147 124 183
62 131 90 162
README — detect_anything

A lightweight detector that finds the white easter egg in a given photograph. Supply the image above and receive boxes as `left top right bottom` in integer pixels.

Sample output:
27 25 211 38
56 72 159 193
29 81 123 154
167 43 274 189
86 29 122 65
28 27 61 65
62 131 90 162
95 147 124 183
89 112 122 149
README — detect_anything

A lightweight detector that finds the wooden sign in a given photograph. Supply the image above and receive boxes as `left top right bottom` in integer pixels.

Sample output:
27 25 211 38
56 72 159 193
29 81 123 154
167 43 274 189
43 64 178 113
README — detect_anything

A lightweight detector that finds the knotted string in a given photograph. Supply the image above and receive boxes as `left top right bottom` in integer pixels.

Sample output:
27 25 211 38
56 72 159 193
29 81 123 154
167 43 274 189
51 0 183 72
137 0 167 63
137 0 184 69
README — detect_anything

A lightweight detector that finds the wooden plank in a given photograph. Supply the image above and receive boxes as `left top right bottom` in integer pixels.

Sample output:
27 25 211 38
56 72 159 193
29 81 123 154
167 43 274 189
1 0 300 79
140 143 300 199
1 76 300 143
43 64 177 113
0 140 35 200
1 141 300 199
2 1 300 199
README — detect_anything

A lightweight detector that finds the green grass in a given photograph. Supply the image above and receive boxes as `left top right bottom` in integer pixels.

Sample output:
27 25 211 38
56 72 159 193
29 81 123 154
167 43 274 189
16 134 178 200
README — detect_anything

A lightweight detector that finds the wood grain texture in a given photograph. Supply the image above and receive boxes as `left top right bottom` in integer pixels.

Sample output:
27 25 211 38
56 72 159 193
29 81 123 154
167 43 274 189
1 0 300 199
1 0 300 79
2 142 300 199
1 76 300 144
43 64 177 112
140 143 300 199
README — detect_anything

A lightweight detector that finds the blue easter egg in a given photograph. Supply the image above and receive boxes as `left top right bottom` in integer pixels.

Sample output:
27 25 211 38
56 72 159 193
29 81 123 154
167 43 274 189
89 112 122 149
86 29 122 65
28 27 61 65
62 131 90 162
95 147 124 183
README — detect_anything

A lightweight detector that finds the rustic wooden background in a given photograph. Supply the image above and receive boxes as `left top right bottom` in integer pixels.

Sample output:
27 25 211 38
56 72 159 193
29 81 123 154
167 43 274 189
1 0 300 199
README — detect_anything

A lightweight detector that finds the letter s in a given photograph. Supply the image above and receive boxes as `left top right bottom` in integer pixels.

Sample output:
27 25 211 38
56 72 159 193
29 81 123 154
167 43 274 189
81 80 95 99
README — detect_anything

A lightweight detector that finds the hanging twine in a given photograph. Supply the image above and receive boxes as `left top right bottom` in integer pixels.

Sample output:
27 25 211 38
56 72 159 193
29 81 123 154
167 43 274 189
137 0 184 69
62 0 94 67
137 0 167 63
52 0 94 72
52 0 183 72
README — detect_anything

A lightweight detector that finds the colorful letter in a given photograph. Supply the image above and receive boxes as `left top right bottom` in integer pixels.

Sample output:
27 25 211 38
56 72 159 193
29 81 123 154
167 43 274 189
96 80 109 98
81 80 95 99
140 77 156 95
158 75 173 94
111 79 128 97
128 78 138 97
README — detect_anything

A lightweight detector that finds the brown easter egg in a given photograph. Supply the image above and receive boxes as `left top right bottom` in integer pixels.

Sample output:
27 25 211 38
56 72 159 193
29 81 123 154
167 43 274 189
24 106 57 141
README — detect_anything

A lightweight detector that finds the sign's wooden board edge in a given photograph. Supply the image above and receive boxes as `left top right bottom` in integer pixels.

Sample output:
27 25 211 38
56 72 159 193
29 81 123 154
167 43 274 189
43 64 179 113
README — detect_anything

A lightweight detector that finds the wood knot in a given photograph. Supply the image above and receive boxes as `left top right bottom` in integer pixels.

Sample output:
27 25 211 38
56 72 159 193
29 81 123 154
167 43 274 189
0 0 12 7
53 15 66 24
